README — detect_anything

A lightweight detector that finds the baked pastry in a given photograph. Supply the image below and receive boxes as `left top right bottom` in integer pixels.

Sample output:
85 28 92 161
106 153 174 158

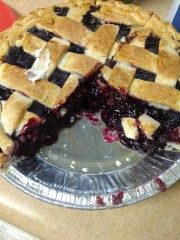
0 0 179 168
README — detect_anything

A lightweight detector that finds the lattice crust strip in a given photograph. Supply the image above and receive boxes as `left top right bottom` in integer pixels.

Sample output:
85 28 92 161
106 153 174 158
0 0 179 165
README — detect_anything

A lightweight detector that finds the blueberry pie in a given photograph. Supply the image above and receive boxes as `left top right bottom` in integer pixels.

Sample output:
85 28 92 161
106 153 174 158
0 0 179 168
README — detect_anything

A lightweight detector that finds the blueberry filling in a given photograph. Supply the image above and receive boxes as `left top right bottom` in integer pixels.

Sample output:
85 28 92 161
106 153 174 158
117 24 131 41
28 101 50 117
13 118 43 156
175 81 180 90
4 46 35 69
1 68 179 157
135 68 156 81
106 59 116 69
68 43 85 54
0 86 13 101
90 5 100 12
82 10 102 32
49 68 70 87
54 6 69 16
145 35 160 54
86 77 179 154
82 72 109 112
28 27 55 42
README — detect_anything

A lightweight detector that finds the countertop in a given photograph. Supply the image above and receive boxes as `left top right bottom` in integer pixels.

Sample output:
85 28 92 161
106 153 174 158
0 0 179 240
0 176 180 240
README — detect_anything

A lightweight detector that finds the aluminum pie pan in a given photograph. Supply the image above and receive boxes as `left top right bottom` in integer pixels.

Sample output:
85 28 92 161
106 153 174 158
1 117 180 209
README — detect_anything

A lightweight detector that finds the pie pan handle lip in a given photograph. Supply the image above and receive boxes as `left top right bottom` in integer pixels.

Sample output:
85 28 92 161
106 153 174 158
1 150 180 210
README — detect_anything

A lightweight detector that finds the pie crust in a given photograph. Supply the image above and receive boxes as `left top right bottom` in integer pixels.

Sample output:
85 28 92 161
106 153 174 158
0 0 179 166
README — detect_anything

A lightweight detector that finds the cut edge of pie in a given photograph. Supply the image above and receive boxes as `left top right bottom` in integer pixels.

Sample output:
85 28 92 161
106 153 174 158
0 0 179 168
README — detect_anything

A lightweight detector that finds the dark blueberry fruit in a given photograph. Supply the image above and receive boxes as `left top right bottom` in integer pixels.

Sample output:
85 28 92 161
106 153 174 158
54 6 69 16
145 35 160 54
106 59 116 69
169 127 180 143
28 101 49 117
0 86 13 101
90 5 100 12
43 128 59 146
49 68 70 87
101 108 110 122
117 24 131 41
175 81 180 90
164 111 180 128
68 43 85 54
142 140 159 155
14 119 42 156
28 27 55 42
135 68 156 81
4 46 35 69
120 137 141 150
144 107 160 120
82 11 102 32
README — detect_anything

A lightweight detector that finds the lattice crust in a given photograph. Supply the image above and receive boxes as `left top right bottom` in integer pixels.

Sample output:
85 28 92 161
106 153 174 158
0 0 179 164
102 27 180 111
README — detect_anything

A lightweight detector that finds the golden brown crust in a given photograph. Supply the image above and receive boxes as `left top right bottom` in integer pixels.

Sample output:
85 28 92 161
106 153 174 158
94 0 151 26
84 24 119 63
0 0 179 161
59 52 101 76
156 50 180 87
0 126 14 155
143 13 180 42
129 80 180 111
114 44 157 72
1 92 32 135
121 117 139 140
38 15 91 46
138 114 160 139
0 153 9 169
61 73 79 101
0 64 63 109
101 62 136 92
67 5 90 22
16 32 46 56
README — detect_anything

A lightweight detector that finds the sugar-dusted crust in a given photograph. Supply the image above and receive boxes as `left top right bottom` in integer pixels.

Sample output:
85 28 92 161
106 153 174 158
94 0 151 26
1 92 32 135
138 114 160 139
84 24 119 63
129 80 180 112
0 64 65 108
101 62 136 92
121 117 139 140
0 126 14 155
16 32 47 56
114 44 157 72
0 153 9 169
38 15 91 46
0 0 179 165
143 12 180 42
59 52 101 76
156 50 180 87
